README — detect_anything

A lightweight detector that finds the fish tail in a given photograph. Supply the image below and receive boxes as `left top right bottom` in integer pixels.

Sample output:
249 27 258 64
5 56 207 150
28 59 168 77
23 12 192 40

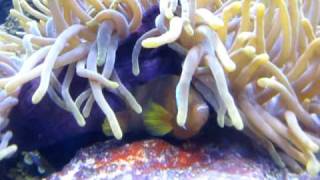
102 118 114 137
143 102 173 136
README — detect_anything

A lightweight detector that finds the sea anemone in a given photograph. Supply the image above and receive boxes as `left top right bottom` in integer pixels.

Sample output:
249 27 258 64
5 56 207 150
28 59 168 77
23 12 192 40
0 52 20 160
139 0 320 175
0 0 320 176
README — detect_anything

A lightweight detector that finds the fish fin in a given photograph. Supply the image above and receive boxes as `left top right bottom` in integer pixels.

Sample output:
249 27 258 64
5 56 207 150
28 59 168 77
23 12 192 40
102 118 113 137
143 102 173 136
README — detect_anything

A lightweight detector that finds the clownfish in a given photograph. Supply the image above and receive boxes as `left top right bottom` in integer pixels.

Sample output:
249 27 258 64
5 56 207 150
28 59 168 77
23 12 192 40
102 75 209 139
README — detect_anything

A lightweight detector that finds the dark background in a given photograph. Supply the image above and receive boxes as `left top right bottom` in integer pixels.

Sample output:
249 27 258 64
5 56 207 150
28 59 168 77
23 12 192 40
0 0 12 24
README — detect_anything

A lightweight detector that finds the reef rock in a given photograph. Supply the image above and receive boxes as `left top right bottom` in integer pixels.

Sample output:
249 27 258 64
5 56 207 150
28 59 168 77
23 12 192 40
46 138 302 180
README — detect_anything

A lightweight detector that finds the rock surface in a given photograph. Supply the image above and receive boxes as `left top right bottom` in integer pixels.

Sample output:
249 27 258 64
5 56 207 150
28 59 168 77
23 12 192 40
47 138 293 180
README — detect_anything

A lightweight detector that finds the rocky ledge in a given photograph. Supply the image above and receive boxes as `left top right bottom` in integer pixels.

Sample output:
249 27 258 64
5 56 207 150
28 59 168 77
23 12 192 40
47 138 308 180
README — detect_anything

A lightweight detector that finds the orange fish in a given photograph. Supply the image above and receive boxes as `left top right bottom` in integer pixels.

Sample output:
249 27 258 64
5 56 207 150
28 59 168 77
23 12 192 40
102 75 209 139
